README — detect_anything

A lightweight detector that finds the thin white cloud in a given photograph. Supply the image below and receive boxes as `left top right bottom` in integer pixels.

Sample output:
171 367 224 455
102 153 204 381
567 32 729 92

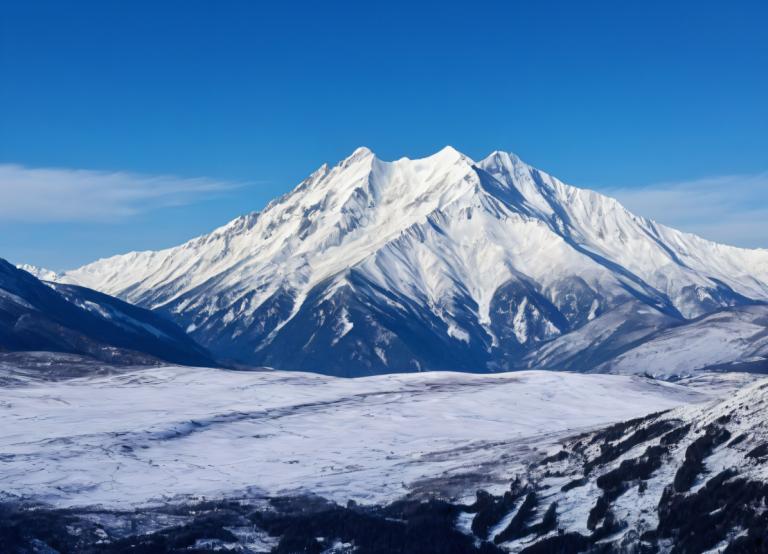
0 164 244 222
605 172 768 249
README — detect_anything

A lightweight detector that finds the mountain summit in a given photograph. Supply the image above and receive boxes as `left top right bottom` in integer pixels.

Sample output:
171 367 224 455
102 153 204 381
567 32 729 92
49 148 768 375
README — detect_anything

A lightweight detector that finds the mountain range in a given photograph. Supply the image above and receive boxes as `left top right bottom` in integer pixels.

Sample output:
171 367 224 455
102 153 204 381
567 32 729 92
21 147 768 377
0 258 215 367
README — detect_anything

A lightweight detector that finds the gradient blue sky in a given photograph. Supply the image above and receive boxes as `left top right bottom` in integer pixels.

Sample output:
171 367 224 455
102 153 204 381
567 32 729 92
1 0 766 269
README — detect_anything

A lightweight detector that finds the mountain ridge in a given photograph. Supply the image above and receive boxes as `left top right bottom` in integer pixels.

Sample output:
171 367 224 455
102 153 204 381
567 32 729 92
1 258 216 367
33 147 768 375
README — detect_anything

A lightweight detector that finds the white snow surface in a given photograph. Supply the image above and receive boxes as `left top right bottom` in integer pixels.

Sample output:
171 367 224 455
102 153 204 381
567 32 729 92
0 366 710 509
482 375 768 552
16 263 60 282
598 305 768 377
46 147 768 368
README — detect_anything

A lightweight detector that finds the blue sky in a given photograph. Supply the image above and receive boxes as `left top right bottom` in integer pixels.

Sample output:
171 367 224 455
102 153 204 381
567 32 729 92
1 0 766 269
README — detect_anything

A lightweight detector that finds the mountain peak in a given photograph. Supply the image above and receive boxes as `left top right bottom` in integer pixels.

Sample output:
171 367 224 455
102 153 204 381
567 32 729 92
343 146 375 163
342 145 471 167
480 150 524 169
423 145 472 166
48 147 768 375
434 145 462 157
16 263 60 282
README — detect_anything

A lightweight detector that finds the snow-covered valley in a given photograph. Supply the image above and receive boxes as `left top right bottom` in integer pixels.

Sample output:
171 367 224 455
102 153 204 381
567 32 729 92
3 364 767 553
0 365 710 509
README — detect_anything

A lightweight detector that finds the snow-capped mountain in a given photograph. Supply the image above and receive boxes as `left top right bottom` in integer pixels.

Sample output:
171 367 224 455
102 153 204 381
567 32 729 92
49 147 768 375
1 258 215 367
16 263 61 282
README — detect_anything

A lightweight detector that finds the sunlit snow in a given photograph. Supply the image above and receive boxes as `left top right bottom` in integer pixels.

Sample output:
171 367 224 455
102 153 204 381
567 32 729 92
0 366 710 509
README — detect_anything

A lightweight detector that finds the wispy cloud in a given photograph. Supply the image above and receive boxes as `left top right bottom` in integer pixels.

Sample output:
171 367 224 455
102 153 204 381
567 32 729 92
0 164 244 222
605 172 768 249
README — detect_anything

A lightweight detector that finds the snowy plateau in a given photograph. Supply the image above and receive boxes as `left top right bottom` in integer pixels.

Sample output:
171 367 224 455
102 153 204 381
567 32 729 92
39 146 768 377
0 367 708 509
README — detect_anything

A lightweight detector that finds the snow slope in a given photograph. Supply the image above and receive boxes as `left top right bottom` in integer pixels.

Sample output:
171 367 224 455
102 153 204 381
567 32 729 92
595 304 768 377
0 365 709 509
519 299 681 371
0 258 215 367
453 376 768 552
49 147 768 375
15 263 60 282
